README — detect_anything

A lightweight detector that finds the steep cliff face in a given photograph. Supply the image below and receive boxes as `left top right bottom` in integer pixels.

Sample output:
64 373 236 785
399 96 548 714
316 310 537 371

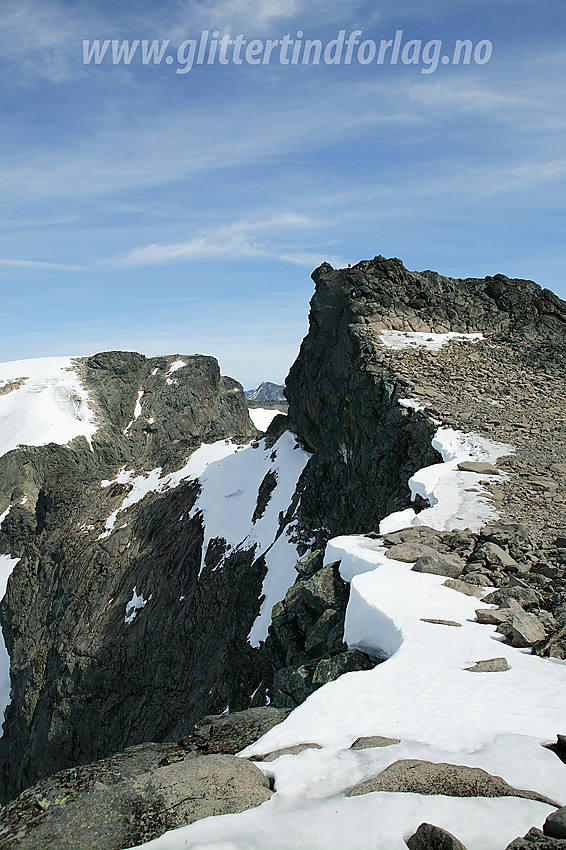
0 353 270 801
285 262 439 545
286 258 566 545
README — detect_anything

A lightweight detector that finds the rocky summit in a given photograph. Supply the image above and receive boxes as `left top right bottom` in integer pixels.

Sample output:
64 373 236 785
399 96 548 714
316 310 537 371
0 255 565 850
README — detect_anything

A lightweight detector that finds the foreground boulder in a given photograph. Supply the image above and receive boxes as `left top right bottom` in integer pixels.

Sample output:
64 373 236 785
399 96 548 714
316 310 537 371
0 746 271 850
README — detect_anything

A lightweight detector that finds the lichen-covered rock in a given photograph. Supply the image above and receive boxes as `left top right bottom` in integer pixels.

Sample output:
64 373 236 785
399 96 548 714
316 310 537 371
271 664 315 708
294 549 324 579
0 748 271 850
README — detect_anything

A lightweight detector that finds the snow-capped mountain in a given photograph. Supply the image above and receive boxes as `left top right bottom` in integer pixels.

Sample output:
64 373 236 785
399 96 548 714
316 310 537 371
1 257 566 850
245 381 286 404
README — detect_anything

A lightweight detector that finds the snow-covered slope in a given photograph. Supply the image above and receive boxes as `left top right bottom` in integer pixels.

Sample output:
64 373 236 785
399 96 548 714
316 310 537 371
190 431 310 645
94 431 310 646
248 407 283 432
129 414 566 850
0 356 98 459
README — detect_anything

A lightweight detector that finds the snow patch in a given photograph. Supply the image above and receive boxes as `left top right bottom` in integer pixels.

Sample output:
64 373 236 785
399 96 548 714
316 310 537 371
166 360 186 384
123 390 144 435
398 397 427 411
124 586 152 625
379 330 484 352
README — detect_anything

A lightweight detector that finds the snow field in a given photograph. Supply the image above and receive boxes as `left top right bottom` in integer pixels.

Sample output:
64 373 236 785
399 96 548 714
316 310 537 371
0 356 98 459
129 419 566 850
247 408 284 432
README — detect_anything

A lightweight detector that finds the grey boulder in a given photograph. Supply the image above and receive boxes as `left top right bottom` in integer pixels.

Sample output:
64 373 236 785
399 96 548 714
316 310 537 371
0 752 271 850
442 579 484 598
349 735 401 750
412 552 466 579
464 657 510 673
478 542 518 568
406 822 468 849
457 461 500 474
385 543 441 562
347 759 557 805
511 613 547 648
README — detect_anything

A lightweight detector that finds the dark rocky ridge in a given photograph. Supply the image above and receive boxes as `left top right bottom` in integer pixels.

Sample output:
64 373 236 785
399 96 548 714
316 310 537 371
286 257 566 545
0 352 265 801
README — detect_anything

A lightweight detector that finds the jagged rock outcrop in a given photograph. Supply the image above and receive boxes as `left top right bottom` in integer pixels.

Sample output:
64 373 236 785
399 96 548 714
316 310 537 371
283 257 566 655
256 555 377 707
286 257 566 546
0 353 266 801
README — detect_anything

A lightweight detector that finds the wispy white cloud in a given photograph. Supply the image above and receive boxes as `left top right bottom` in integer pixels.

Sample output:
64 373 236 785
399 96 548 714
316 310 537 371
175 0 300 33
116 213 347 268
0 0 104 82
0 258 83 271
172 0 366 35
0 72 522 205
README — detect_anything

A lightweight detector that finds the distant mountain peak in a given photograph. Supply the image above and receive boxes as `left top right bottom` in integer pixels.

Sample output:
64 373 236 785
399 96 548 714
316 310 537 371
245 382 285 403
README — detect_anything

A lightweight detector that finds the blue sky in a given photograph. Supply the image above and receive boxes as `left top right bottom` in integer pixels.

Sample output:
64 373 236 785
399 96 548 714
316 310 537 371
1 0 565 387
